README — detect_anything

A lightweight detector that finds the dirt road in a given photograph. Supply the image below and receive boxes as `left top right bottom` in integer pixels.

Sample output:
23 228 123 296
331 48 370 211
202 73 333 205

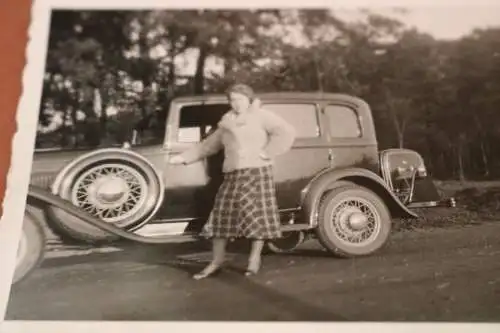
5 222 500 322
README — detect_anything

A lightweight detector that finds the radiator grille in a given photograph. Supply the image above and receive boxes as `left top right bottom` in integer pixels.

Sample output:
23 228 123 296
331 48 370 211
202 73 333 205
30 173 56 189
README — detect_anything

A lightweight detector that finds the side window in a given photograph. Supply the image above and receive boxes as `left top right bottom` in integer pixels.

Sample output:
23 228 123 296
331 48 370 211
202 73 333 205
323 104 361 138
177 103 228 143
263 103 320 138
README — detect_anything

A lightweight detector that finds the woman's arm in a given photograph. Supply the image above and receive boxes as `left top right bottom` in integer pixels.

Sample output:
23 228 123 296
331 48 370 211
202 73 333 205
260 109 296 159
179 128 224 164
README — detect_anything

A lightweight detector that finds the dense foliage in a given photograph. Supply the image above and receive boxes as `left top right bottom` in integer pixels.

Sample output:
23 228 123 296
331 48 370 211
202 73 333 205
37 9 500 181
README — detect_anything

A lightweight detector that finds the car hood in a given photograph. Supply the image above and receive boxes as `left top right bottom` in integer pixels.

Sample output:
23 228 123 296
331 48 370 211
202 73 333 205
30 148 94 189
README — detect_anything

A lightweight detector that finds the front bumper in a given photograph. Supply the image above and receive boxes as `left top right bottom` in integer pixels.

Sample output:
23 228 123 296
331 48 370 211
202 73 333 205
408 197 456 209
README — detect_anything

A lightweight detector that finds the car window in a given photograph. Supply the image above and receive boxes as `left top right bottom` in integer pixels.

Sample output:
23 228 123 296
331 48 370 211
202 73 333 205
323 104 362 138
262 103 320 138
177 103 229 143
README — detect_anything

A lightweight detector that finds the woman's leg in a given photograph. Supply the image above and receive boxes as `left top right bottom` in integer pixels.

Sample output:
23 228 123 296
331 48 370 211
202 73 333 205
193 237 227 279
211 237 227 265
246 239 265 275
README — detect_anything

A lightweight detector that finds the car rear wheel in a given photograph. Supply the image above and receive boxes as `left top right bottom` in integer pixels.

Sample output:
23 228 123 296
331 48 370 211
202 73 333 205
316 184 392 258
45 153 164 244
12 211 46 285
266 230 306 254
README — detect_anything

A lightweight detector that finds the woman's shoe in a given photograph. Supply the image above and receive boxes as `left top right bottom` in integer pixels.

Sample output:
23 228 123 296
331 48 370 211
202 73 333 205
192 263 223 280
245 258 261 277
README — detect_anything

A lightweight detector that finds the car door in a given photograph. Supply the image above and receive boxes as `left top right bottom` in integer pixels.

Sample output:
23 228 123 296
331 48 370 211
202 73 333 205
321 100 379 173
159 100 228 221
261 100 332 210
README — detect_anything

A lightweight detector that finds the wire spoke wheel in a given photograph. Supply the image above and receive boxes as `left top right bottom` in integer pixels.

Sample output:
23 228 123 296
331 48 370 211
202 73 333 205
316 183 392 257
45 149 165 244
70 164 148 226
330 198 381 247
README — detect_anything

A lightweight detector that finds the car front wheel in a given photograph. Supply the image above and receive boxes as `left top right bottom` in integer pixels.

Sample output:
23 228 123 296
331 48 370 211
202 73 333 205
316 184 392 258
46 155 164 244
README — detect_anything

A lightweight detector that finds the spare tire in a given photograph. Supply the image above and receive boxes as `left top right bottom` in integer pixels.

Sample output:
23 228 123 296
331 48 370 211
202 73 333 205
45 148 164 244
266 231 306 254
12 210 46 285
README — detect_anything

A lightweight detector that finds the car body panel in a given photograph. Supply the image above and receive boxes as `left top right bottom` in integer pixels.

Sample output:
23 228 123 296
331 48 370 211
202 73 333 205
29 92 452 230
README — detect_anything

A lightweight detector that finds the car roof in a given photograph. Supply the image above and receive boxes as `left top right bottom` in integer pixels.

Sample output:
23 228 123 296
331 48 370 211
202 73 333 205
172 91 366 105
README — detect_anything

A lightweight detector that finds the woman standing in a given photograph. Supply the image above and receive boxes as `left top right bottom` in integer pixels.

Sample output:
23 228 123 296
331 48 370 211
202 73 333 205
169 84 296 279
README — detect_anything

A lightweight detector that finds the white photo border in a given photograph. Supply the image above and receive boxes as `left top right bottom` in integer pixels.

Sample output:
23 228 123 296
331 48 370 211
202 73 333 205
1 0 500 332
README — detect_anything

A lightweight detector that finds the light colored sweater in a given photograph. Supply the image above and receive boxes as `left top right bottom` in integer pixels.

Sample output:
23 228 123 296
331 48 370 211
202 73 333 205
180 100 296 173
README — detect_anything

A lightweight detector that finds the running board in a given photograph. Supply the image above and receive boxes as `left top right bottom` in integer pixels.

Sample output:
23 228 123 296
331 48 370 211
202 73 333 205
131 224 314 243
280 224 313 232
27 185 313 245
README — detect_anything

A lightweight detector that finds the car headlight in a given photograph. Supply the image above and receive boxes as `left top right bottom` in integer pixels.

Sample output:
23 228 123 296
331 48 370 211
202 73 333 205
395 165 427 179
417 165 427 177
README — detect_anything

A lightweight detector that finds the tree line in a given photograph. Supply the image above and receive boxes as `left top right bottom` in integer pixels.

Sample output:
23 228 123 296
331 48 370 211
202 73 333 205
37 9 500 181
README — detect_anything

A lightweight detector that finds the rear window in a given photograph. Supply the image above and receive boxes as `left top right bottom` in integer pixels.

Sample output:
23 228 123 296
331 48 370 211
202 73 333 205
323 104 361 138
263 103 320 138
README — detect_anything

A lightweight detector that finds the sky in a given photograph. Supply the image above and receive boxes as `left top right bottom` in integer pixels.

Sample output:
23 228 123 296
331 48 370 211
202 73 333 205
340 7 500 40
43 3 500 122
175 7 500 77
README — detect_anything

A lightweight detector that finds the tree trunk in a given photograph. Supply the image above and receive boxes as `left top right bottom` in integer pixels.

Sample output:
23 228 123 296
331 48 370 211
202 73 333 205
166 57 176 101
224 57 236 77
457 137 466 182
59 108 70 148
479 140 490 177
96 88 108 134
383 88 405 148
399 120 407 149
473 114 490 177
439 152 446 179
194 45 208 94
313 55 324 91
70 106 79 148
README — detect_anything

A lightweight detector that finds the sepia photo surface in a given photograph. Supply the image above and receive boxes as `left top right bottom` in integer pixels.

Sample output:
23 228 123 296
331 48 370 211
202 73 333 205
1 0 500 331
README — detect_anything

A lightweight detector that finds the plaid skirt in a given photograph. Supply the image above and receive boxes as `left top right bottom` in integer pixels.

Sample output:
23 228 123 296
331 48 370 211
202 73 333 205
200 165 282 240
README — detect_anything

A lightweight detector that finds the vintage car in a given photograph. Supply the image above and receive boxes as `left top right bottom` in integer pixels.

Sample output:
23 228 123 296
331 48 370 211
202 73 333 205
15 92 455 284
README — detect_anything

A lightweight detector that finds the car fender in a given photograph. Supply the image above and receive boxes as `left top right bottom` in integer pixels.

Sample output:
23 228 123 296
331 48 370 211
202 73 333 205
50 147 164 196
300 167 418 227
25 185 195 245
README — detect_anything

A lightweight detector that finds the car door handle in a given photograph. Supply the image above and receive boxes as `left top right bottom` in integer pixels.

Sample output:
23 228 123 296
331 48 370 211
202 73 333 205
328 150 334 161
